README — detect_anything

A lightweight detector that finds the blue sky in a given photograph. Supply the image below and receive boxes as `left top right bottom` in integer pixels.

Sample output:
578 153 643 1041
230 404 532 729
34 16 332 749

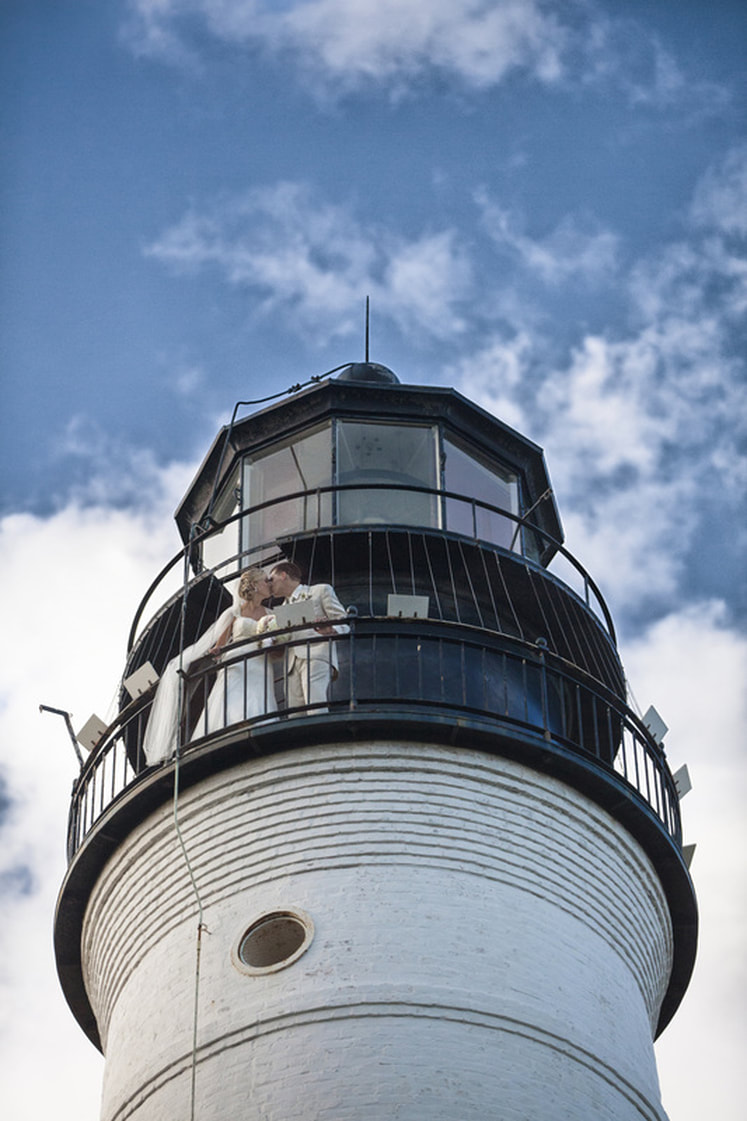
1 2 745 1118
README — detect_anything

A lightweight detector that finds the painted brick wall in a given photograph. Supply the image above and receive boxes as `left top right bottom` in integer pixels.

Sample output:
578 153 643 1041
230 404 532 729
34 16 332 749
82 742 673 1121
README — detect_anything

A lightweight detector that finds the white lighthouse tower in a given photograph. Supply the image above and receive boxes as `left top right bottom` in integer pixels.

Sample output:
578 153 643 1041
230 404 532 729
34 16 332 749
55 363 696 1120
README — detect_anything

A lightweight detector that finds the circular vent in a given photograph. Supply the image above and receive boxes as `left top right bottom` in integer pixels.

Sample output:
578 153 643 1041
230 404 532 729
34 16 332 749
234 909 314 975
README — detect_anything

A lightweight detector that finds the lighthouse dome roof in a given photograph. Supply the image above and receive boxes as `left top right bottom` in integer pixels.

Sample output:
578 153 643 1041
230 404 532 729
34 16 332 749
337 362 400 385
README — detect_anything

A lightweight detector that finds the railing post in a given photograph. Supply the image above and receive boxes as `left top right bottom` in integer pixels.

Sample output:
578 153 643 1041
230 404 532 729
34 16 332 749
348 615 357 712
536 642 551 741
66 781 78 863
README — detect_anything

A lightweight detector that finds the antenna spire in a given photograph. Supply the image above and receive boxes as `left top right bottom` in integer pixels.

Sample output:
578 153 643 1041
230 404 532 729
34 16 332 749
365 296 370 362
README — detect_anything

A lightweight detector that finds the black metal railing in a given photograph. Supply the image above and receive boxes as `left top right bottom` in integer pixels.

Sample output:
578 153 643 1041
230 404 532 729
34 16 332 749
120 484 626 729
67 619 681 860
127 483 617 653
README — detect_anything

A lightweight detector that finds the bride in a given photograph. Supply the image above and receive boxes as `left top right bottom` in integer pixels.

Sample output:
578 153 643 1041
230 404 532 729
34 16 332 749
192 567 277 739
142 567 277 765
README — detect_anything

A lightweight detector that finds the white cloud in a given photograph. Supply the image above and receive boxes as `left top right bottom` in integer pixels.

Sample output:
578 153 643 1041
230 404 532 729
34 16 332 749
446 330 534 432
275 0 567 92
172 363 206 396
124 0 722 109
146 183 472 342
560 484 698 610
384 230 472 337
579 12 728 118
0 482 190 1118
622 604 747 1121
691 144 747 238
626 148 747 347
456 317 740 612
126 0 568 92
542 334 662 475
456 151 747 620
477 192 620 285
54 415 197 510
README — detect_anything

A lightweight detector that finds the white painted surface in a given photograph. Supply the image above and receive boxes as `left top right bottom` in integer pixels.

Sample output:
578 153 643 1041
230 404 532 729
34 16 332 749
81 743 674 1120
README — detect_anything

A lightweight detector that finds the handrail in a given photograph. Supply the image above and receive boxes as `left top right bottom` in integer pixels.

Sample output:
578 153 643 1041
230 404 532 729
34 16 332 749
127 482 616 652
68 617 679 862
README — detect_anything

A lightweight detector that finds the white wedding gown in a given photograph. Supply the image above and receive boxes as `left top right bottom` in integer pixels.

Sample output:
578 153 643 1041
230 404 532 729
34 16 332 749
142 606 276 765
192 615 277 739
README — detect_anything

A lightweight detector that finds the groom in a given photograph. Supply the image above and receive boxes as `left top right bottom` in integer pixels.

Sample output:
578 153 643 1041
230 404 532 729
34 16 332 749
267 560 348 712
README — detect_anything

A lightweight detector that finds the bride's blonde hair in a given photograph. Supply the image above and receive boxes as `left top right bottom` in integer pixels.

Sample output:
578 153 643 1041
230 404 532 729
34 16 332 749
238 566 267 605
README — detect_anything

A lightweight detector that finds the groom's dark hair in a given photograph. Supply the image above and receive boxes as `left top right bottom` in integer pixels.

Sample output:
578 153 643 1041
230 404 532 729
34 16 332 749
271 559 304 583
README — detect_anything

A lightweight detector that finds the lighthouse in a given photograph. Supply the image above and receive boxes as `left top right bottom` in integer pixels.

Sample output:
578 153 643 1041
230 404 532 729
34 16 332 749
54 363 697 1120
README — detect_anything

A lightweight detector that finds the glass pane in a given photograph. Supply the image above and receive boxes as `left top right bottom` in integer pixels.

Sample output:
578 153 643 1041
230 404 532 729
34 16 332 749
443 437 519 550
201 465 240 578
337 421 438 527
242 424 332 556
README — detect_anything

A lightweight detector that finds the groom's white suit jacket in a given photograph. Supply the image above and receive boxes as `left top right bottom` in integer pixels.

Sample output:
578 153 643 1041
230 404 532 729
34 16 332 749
283 582 348 668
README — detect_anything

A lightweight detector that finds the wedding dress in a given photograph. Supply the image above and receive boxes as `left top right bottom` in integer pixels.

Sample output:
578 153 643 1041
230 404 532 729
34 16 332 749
142 605 276 765
192 614 277 740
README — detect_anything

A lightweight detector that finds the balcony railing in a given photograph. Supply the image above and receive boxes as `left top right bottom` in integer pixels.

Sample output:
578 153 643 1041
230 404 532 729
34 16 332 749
127 483 617 654
67 618 681 861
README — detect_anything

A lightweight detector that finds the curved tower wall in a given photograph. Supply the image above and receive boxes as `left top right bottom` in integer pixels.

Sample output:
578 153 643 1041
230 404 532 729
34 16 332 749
84 742 672 1121
55 371 696 1121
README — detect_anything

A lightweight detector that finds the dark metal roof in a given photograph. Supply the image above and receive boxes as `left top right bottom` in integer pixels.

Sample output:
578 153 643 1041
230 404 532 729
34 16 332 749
337 361 400 384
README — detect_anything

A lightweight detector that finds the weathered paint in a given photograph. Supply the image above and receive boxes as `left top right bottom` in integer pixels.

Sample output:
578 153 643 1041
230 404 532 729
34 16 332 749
82 742 673 1121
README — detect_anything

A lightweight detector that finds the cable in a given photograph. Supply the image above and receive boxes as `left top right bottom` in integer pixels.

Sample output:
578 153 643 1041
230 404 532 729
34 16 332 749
172 526 208 1121
508 487 553 553
204 364 354 524
169 361 358 1113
